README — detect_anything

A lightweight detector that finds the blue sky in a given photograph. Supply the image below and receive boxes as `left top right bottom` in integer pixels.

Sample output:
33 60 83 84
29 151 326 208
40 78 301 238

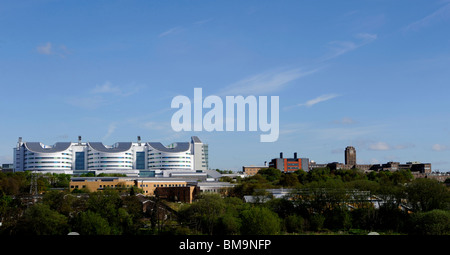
1 0 450 171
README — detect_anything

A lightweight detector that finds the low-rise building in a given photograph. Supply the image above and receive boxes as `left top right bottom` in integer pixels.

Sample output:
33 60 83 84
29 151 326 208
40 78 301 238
196 181 236 195
70 176 135 191
69 176 235 203
242 166 267 176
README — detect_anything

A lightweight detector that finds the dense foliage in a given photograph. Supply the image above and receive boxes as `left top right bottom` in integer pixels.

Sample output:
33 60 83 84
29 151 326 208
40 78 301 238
0 168 449 235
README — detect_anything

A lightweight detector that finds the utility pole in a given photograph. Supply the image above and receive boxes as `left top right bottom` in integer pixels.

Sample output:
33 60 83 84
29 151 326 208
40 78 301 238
29 170 38 195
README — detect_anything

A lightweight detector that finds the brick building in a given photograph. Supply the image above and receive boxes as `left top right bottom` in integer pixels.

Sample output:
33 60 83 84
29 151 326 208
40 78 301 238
242 165 267 176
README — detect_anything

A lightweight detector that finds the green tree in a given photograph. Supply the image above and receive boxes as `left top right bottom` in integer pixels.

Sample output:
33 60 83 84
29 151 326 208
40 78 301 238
323 208 352 231
264 198 296 219
308 214 325 231
42 190 77 217
122 195 144 222
406 178 450 212
0 172 29 195
230 174 273 197
240 206 281 235
306 168 332 183
258 168 282 183
75 210 111 235
411 209 450 235
391 169 413 185
217 213 241 235
215 196 248 235
279 173 300 187
284 214 305 233
87 189 122 220
295 169 308 184
178 193 226 234
114 208 135 235
85 189 139 234
376 183 405 211
376 204 409 233
15 203 68 235
350 207 377 231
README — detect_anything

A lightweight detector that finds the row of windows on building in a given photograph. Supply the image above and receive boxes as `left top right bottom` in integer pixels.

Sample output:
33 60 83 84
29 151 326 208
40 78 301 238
70 183 187 189
139 183 186 188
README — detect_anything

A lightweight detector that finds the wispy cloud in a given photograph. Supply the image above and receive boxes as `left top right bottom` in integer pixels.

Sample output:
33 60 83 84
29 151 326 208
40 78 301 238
36 42 71 57
298 94 340 108
37 42 52 55
193 18 213 25
218 67 320 96
67 81 144 109
405 3 450 31
432 143 448 151
158 27 182 38
91 81 122 94
66 96 106 110
91 81 143 97
312 125 384 141
333 117 356 125
158 19 212 38
368 141 415 151
103 123 117 141
320 33 377 61
141 121 170 131
369 142 391 151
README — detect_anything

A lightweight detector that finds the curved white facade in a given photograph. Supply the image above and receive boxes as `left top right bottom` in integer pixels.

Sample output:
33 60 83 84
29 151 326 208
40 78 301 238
87 151 133 170
14 136 208 175
87 142 133 171
24 150 73 171
22 142 73 173
147 143 193 170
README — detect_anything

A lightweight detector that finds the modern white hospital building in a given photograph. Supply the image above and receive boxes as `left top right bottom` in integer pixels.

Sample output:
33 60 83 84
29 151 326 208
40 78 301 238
13 136 208 176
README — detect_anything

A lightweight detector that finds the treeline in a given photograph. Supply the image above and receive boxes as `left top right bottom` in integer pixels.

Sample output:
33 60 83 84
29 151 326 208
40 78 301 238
0 188 148 235
1 168 450 235
0 171 71 195
220 167 450 234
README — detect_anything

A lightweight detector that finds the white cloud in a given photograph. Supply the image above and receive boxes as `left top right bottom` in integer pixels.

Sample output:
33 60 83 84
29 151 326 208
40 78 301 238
369 142 390 151
432 143 448 151
218 67 320 96
103 123 117 141
158 27 182 38
320 33 377 61
356 33 378 41
36 42 71 57
406 3 450 31
68 81 144 109
333 117 356 125
90 81 143 97
193 19 213 25
91 81 122 94
367 142 415 151
37 42 52 55
141 121 169 131
312 125 384 141
298 94 340 107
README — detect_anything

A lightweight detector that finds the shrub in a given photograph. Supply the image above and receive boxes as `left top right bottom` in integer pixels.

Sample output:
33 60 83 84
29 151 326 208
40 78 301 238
411 209 450 235
240 206 281 235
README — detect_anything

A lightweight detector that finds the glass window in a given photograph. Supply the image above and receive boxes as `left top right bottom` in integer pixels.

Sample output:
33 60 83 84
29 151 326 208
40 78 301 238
136 151 145 169
75 152 85 170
